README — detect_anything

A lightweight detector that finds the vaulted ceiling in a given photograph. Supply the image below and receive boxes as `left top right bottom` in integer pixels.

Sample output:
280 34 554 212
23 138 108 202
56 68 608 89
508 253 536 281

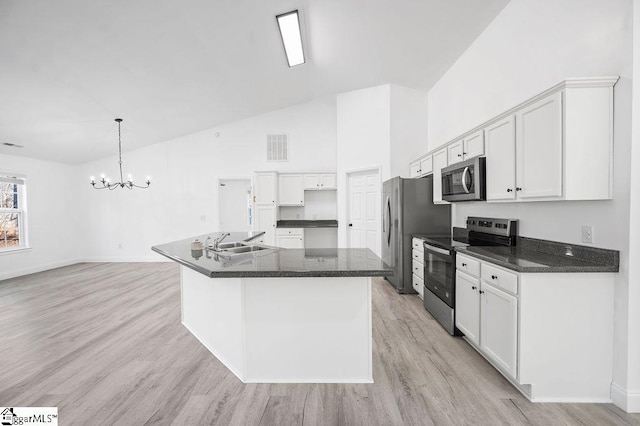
0 0 509 164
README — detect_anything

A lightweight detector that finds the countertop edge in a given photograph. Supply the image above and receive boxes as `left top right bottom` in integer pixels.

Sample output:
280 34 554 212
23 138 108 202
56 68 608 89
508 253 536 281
456 248 619 273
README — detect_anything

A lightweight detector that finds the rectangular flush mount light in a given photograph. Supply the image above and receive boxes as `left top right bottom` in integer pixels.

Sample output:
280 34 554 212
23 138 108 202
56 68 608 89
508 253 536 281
276 10 305 67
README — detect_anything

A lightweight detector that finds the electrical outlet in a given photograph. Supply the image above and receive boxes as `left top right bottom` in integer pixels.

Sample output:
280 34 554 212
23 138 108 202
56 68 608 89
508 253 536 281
581 226 593 243
200 215 207 221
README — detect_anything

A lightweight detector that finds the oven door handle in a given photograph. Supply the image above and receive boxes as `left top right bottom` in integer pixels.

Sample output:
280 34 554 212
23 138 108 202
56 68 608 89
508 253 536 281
423 243 451 256
461 166 470 194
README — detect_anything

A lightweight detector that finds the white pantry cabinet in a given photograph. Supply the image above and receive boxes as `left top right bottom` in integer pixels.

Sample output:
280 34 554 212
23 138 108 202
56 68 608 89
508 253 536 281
304 174 336 190
276 228 304 248
432 148 448 204
278 174 304 206
454 253 614 402
253 172 277 205
254 205 276 245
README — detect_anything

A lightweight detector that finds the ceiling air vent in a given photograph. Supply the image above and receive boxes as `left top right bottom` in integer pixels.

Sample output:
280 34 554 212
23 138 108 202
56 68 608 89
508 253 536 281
266 134 288 162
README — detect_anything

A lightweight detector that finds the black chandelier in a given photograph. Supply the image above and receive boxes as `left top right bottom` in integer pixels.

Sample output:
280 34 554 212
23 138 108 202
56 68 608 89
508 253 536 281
90 118 151 190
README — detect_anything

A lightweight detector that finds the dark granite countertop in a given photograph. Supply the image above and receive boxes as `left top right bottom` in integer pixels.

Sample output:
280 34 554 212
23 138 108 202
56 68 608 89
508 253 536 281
277 220 338 228
152 232 391 278
456 237 619 273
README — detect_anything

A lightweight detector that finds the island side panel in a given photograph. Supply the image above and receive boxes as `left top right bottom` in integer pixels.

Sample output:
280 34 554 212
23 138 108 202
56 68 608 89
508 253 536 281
181 266 245 380
242 276 373 383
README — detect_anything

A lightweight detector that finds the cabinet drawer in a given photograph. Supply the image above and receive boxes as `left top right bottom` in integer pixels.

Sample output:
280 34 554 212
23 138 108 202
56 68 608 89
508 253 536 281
456 254 480 277
481 263 518 295
412 259 424 279
412 238 424 251
412 250 423 262
412 274 424 298
275 228 304 236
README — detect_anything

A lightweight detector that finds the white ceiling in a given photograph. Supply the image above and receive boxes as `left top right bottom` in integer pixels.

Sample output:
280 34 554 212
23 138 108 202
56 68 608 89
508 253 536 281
0 0 509 164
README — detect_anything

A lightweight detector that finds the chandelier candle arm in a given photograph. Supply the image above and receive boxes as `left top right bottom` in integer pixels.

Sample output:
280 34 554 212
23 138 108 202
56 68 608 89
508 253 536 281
90 118 151 190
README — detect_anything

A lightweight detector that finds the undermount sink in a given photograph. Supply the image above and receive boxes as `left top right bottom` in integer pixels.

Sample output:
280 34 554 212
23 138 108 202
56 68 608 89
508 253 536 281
226 245 271 254
217 241 247 250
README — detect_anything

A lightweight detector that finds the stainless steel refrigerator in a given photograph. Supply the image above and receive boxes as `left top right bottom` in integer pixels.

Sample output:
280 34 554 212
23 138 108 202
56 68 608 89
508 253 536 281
382 176 451 293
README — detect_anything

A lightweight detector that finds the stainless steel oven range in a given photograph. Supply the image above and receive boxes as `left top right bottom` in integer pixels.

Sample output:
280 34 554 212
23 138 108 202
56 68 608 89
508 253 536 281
421 217 518 335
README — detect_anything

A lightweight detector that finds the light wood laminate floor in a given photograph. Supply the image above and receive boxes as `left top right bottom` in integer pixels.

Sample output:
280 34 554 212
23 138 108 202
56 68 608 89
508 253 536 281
0 263 638 425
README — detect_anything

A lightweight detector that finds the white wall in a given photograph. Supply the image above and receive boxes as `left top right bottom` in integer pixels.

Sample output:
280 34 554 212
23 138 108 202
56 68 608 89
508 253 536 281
79 98 337 261
426 0 636 411
0 153 83 280
390 85 429 177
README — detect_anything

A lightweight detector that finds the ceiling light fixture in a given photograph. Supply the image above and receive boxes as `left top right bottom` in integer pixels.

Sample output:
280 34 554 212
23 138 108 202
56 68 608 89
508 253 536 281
1 142 24 148
276 10 305 67
90 118 150 190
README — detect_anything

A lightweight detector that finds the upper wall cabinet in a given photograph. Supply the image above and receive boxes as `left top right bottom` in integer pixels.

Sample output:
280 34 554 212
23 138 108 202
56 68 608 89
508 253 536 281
410 155 433 178
413 76 618 203
254 172 277 205
305 174 336 190
278 174 305 206
448 130 485 165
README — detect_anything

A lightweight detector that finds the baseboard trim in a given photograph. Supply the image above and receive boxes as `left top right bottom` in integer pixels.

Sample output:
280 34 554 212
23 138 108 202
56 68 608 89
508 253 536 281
0 258 82 281
79 256 170 263
611 382 640 413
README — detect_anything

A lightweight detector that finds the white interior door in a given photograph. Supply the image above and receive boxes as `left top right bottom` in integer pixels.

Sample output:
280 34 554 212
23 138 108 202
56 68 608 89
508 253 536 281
219 179 252 232
347 170 380 256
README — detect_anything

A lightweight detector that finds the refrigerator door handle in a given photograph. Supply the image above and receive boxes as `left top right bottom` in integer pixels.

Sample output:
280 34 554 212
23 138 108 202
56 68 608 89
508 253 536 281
386 197 392 245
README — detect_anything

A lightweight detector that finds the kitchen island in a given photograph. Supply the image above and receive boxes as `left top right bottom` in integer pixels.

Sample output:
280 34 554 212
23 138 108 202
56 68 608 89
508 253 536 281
152 232 391 384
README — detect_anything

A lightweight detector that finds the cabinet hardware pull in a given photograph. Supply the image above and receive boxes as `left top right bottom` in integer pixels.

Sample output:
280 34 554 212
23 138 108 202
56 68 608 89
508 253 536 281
491 275 497 279
507 188 513 192
479 290 485 294
471 286 477 290
462 263 467 266
457 154 462 157
516 187 522 191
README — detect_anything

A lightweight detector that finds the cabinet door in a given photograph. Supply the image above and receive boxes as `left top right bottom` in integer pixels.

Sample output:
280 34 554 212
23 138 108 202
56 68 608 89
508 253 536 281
278 175 304 206
485 116 516 201
480 282 518 379
420 155 433 175
254 206 276 245
410 161 421 178
516 92 563 199
319 174 337 189
432 148 449 204
464 130 485 159
276 235 304 248
455 271 480 346
254 173 277 205
304 175 320 190
447 140 464 165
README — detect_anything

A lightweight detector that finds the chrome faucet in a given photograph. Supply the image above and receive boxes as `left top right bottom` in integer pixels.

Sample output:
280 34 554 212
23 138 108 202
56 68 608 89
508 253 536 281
212 233 230 251
204 235 213 250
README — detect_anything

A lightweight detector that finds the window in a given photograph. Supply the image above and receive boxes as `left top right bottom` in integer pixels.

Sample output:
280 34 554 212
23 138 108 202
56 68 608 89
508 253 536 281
0 173 27 252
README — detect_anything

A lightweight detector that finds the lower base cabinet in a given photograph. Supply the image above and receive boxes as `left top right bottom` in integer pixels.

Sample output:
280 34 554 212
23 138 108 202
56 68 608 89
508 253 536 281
276 228 304 248
455 253 614 402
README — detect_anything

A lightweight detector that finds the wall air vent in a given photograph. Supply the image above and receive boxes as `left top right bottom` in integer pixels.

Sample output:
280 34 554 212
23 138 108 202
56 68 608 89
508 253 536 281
266 134 288 161
2 142 24 148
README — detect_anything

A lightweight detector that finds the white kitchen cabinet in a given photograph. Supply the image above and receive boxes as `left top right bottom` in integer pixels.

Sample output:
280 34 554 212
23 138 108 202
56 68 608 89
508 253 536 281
411 237 424 298
480 281 518 379
420 156 433 176
278 174 304 206
455 270 480 346
410 156 433 179
485 116 517 201
515 92 563 200
275 228 304 248
253 172 277 205
432 148 448 204
304 174 336 190
410 161 421 178
455 252 615 401
448 131 484 165
254 205 276 245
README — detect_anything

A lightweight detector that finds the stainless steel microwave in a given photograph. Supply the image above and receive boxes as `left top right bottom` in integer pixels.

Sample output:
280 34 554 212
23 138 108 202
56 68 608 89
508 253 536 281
441 156 486 202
